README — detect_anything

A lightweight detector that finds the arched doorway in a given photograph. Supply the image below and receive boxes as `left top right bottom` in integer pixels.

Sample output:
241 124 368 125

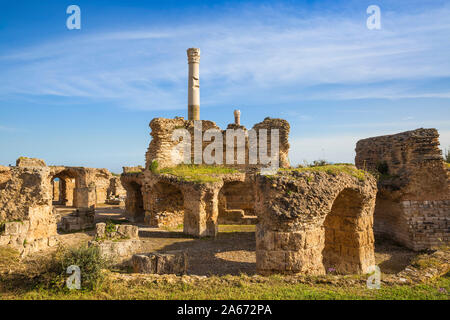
322 188 368 274
51 170 78 207
124 181 144 222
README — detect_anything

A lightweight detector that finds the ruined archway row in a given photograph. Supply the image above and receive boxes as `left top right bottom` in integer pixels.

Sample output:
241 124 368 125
50 166 125 208
0 157 126 256
121 166 377 275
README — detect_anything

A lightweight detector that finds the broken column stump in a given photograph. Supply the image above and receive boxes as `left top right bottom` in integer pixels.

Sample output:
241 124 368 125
132 250 188 275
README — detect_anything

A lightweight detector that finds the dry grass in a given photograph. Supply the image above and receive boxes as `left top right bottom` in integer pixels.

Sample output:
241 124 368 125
159 165 239 183
280 164 368 181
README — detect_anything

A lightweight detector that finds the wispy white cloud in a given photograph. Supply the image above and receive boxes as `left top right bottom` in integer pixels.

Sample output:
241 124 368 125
0 4 450 110
0 125 17 132
290 128 450 165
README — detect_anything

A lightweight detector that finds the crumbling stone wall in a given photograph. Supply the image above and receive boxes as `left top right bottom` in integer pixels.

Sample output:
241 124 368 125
145 117 290 170
254 169 377 275
108 176 126 199
0 160 57 255
355 128 449 250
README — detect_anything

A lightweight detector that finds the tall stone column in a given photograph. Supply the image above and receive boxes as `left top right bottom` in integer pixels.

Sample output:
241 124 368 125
234 109 241 125
187 48 200 120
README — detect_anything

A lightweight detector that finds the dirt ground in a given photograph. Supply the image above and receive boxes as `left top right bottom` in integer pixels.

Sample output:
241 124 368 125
54 206 419 276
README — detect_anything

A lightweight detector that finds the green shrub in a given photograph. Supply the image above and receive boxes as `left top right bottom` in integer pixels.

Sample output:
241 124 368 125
105 220 116 235
57 245 108 290
149 160 159 173
309 160 330 167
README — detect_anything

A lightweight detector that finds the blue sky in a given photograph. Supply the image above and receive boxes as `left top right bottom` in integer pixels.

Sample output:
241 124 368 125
1 0 449 173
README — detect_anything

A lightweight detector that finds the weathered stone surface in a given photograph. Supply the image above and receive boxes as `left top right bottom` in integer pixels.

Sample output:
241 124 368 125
95 222 139 240
355 128 449 251
145 117 290 170
16 157 46 167
0 161 58 255
132 251 188 275
60 209 95 232
89 239 151 266
93 240 139 264
254 168 377 275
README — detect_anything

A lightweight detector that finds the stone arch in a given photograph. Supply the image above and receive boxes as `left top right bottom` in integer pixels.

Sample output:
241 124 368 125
218 181 256 224
147 181 184 228
322 188 373 274
51 169 79 207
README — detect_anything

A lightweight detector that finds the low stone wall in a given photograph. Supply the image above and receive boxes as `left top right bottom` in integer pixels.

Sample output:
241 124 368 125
132 251 188 275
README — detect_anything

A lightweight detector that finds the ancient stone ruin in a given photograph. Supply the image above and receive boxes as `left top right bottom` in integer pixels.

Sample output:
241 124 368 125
356 128 449 251
0 157 126 255
1 48 448 277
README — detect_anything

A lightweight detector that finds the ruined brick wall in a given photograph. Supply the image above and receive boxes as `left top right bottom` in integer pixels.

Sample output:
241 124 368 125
355 128 449 250
145 117 290 170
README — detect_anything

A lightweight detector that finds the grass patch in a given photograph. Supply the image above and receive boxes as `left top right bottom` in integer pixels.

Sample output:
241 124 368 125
411 255 442 269
281 165 368 181
0 246 20 272
161 224 184 232
158 165 239 183
4 272 449 300
218 225 256 233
